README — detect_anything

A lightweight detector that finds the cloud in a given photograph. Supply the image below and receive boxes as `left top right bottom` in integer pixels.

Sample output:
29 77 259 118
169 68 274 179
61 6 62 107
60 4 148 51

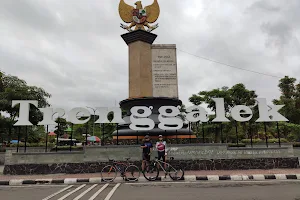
1 0 300 113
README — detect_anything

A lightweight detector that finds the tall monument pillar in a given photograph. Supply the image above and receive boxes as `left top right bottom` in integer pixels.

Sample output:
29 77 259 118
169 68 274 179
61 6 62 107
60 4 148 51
112 0 194 140
121 30 157 98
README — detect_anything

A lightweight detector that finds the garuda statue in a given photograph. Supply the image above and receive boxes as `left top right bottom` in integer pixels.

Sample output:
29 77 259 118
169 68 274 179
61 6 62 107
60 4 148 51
119 0 160 32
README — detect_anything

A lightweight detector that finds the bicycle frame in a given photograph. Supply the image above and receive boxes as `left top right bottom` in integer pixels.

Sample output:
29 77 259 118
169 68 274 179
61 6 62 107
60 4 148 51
154 159 172 174
113 162 128 173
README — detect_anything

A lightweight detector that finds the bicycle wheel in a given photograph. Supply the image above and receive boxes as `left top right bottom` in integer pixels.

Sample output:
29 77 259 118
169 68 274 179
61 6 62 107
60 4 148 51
101 165 117 182
143 162 159 181
125 165 140 181
168 165 184 181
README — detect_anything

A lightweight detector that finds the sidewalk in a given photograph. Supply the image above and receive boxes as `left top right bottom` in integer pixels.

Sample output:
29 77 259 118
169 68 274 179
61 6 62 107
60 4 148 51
0 169 300 185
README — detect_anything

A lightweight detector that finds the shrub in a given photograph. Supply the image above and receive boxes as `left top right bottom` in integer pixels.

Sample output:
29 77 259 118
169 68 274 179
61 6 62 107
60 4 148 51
9 143 55 148
293 143 300 147
241 139 263 144
228 143 246 147
268 138 288 143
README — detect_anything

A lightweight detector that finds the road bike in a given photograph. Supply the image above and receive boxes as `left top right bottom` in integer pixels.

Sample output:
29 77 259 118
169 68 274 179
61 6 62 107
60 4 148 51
101 158 140 182
143 156 184 181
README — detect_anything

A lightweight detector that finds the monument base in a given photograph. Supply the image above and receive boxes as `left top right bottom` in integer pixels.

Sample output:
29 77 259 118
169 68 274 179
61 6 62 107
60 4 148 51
112 97 193 138
4 144 298 175
4 157 298 175
112 135 197 140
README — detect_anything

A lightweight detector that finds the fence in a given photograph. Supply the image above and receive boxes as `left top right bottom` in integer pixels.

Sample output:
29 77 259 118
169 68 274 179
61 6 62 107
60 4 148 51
0 121 296 153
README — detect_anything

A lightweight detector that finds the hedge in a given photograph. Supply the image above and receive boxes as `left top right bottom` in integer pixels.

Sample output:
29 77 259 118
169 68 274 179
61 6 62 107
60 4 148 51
228 143 246 147
293 143 300 147
241 138 288 144
241 139 263 144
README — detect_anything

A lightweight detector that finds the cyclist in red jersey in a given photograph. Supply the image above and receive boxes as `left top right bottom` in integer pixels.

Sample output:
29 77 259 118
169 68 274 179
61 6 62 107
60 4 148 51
156 135 167 169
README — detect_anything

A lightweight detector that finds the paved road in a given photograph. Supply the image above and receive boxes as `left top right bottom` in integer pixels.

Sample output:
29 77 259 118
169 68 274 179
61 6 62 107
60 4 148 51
0 181 300 200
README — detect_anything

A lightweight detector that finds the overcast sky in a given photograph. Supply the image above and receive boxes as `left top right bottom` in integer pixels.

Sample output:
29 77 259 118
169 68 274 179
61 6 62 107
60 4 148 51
1 0 300 112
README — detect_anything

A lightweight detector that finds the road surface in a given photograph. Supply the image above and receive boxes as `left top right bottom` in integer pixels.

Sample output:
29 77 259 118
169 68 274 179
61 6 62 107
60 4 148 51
0 181 300 200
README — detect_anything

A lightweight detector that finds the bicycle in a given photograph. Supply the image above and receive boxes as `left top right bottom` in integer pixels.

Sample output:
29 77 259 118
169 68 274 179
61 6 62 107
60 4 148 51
101 158 140 182
143 156 184 181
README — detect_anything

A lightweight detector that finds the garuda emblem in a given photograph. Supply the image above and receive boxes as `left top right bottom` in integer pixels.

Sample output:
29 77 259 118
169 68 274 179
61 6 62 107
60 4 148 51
119 0 160 32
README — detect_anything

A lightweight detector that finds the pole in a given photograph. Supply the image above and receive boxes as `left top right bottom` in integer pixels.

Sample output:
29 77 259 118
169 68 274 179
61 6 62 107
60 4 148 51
70 124 73 152
235 122 238 146
250 123 253 148
264 122 268 148
189 122 191 143
215 124 218 143
202 122 205 143
220 123 223 143
17 126 20 153
24 126 27 153
45 125 48 152
85 122 88 146
102 123 105 146
277 122 281 147
93 114 95 136
56 123 59 152
116 123 119 145
196 122 199 141
86 107 96 136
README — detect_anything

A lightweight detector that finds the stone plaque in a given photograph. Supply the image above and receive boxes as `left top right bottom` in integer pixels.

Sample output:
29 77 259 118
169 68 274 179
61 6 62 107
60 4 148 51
152 44 178 98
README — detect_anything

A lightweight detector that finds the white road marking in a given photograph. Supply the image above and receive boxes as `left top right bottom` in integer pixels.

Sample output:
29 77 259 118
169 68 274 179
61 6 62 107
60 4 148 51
207 175 219 181
73 184 98 200
89 177 102 183
41 185 74 200
230 175 243 181
88 183 109 200
185 175 196 181
242 175 249 180
104 183 121 200
64 178 77 184
57 184 86 200
275 174 287 180
252 175 265 181
9 179 23 185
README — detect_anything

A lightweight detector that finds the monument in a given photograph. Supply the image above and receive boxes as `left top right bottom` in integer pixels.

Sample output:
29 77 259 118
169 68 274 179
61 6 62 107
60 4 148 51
112 0 194 140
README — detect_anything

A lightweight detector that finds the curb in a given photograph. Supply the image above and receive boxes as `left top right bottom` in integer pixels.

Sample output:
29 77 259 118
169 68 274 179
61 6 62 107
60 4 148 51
1 174 300 186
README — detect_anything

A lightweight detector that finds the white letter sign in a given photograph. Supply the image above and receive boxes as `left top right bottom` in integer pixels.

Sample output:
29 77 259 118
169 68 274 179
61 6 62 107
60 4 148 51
12 100 38 126
158 106 183 130
130 106 155 131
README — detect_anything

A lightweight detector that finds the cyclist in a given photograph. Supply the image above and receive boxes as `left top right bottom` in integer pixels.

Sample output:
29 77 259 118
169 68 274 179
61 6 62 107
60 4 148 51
140 135 153 172
156 135 167 169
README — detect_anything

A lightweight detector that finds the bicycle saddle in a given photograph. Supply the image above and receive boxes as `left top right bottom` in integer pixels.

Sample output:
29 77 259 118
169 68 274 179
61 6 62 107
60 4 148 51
170 157 174 160
125 157 130 161
109 159 115 162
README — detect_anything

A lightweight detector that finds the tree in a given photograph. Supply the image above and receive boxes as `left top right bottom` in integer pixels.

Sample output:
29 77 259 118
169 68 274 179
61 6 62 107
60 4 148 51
273 76 300 124
189 86 232 113
0 71 51 142
54 118 69 137
189 83 258 143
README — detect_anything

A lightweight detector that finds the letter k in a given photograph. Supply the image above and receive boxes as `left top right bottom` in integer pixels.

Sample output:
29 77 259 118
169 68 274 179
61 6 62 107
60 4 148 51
255 98 289 122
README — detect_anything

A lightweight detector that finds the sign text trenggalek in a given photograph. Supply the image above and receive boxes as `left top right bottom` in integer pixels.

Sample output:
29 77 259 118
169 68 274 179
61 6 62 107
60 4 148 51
11 98 288 131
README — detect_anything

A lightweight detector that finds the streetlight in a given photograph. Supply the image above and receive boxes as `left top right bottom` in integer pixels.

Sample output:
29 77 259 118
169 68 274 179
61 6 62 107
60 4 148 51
86 106 96 136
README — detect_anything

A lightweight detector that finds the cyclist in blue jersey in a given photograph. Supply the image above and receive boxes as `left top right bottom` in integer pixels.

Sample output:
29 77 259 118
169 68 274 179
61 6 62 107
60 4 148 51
141 135 153 172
